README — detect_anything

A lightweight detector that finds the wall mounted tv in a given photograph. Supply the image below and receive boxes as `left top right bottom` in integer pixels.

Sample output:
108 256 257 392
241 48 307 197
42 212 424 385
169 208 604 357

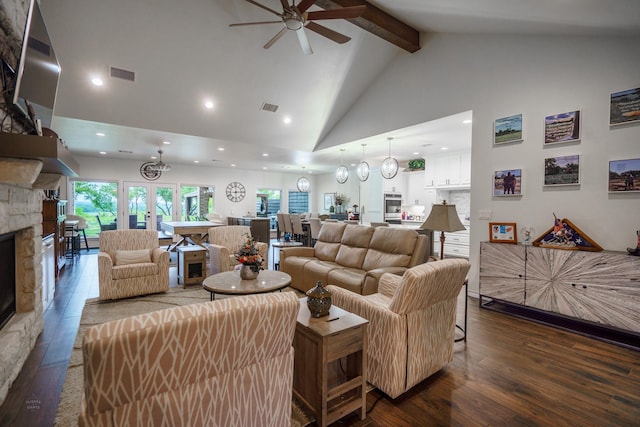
1 0 60 131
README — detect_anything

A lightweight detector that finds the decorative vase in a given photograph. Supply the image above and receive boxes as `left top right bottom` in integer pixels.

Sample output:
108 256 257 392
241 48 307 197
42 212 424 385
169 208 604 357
306 281 332 318
239 264 259 280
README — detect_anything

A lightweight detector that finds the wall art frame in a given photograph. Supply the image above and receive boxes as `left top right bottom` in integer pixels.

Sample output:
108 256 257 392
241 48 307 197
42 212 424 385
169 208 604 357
608 158 640 192
544 154 580 186
324 192 335 210
610 87 640 126
544 110 581 145
494 114 523 145
493 169 522 197
489 222 517 244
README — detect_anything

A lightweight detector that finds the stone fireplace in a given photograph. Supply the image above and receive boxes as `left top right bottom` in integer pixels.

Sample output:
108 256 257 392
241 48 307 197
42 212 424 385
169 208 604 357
0 180 46 404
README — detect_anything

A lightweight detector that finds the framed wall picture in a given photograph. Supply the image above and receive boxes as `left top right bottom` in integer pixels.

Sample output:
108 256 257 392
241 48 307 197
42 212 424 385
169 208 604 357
494 114 523 145
608 158 640 192
493 169 522 196
323 192 335 210
610 87 640 126
489 222 517 244
544 154 580 186
544 110 581 145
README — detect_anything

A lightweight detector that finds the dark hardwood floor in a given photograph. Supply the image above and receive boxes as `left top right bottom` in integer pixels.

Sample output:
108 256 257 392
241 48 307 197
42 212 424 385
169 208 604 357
1 247 639 426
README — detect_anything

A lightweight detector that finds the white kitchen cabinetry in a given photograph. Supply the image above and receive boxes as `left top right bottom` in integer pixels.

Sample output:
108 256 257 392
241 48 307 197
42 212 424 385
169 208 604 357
42 234 56 310
425 151 471 189
403 171 425 205
433 226 470 259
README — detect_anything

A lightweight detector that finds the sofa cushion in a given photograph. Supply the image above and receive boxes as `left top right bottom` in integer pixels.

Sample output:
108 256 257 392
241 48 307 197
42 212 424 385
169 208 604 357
327 268 366 294
362 227 418 271
115 249 151 266
334 225 375 269
112 263 159 279
314 222 347 261
303 260 341 289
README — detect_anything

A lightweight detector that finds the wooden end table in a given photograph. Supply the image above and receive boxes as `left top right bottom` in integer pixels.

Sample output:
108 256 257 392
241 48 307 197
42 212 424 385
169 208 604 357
293 298 368 427
202 270 291 301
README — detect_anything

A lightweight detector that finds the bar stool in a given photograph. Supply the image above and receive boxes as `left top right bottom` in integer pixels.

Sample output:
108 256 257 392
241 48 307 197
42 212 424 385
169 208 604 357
65 220 80 261
66 214 89 251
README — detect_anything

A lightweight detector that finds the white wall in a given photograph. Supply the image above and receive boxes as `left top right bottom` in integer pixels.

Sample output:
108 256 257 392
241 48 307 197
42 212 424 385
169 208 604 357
66 155 320 220
320 33 640 294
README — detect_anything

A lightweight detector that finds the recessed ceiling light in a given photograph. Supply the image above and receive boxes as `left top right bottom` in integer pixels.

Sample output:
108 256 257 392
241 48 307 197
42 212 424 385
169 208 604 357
463 119 472 124
263 166 268 170
231 164 236 167
413 152 420 155
96 132 105 137
262 153 269 157
99 151 107 155
218 147 224 151
91 77 104 86
204 100 214 109
350 163 356 167
151 156 157 160
194 160 199 164
162 140 171 145
283 116 292 124
441 147 449 150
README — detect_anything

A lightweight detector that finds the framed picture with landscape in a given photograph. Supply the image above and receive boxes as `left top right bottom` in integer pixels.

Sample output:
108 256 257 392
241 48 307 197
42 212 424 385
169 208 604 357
544 154 580 186
494 114 523 145
493 169 522 196
610 87 640 126
544 110 581 145
608 158 640 192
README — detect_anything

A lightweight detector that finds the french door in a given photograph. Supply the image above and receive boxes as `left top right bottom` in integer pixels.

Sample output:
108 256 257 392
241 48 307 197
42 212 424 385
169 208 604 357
123 182 177 230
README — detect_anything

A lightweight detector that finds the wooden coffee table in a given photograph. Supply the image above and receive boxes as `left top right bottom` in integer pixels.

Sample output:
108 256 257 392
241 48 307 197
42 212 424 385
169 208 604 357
202 269 291 301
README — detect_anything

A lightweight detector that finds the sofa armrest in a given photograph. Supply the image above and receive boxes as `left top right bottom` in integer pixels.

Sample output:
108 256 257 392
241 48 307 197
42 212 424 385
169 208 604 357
151 247 169 266
207 244 232 274
279 246 316 261
255 241 268 266
97 252 113 284
377 272 402 298
361 266 407 295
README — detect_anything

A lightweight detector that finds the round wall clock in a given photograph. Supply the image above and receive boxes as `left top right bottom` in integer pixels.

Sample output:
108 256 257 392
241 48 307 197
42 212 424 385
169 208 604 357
226 182 246 202
140 162 161 181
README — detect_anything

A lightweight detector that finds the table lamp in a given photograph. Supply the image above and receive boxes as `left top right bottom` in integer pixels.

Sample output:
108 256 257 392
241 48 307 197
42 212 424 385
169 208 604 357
421 200 466 259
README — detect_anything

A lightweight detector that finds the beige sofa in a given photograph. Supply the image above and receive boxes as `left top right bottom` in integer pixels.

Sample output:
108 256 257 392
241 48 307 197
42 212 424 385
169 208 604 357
79 292 299 427
328 259 470 398
280 222 428 295
98 229 169 300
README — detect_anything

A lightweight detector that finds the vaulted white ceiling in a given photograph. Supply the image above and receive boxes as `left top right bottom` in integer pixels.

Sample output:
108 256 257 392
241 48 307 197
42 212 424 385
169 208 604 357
41 0 640 173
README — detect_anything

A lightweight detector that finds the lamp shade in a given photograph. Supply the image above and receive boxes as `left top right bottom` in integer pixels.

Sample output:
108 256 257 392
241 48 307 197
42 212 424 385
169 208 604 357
421 201 466 232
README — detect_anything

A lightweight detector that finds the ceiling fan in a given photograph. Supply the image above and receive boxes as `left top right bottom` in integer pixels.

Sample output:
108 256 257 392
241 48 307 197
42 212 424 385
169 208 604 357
230 0 366 55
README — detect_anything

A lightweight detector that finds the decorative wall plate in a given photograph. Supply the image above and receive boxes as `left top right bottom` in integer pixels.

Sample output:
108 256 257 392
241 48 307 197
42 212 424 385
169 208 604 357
226 181 246 202
140 162 161 181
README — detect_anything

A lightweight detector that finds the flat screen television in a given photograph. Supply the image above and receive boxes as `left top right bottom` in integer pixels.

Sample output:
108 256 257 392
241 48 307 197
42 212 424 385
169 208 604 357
1 0 60 131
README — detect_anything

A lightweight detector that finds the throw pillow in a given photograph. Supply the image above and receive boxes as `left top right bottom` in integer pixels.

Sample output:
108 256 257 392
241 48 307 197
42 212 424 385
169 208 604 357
115 249 152 265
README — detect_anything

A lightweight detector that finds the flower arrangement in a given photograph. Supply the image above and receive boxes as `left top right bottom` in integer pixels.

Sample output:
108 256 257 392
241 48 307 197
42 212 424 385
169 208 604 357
236 234 263 272
335 193 349 206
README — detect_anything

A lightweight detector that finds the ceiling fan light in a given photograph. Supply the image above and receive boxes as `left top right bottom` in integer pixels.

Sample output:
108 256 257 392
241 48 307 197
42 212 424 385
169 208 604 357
149 149 171 172
285 17 302 30
356 161 369 181
297 176 310 192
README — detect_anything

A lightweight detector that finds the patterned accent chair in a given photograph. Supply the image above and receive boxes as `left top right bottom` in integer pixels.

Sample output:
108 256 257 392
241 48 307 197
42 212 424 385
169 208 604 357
98 230 169 300
328 258 470 399
207 225 268 275
78 292 299 427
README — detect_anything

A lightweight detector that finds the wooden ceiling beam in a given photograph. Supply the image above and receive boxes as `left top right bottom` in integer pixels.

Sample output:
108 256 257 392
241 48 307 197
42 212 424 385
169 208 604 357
313 0 421 53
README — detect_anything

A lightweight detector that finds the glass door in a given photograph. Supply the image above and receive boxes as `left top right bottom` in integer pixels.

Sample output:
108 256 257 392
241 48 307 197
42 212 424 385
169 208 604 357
123 182 176 230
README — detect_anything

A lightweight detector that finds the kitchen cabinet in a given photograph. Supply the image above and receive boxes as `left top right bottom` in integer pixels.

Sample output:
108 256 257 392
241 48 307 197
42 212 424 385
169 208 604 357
425 151 471 189
43 199 66 277
41 234 55 309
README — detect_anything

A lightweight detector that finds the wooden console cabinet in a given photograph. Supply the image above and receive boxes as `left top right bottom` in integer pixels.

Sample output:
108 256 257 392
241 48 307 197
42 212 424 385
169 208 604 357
42 199 67 277
480 242 640 341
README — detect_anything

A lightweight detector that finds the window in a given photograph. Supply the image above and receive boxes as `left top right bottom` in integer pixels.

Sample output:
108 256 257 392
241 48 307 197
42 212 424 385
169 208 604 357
288 191 309 214
70 180 118 237
181 185 215 220
257 188 281 229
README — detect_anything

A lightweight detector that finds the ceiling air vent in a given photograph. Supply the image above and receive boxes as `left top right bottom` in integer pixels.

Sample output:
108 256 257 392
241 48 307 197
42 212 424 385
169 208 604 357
260 102 279 113
110 66 135 82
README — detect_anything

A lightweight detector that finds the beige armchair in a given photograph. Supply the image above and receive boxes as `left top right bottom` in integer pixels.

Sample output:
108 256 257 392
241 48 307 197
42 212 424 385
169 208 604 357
79 292 299 426
207 225 268 275
98 230 169 300
328 258 470 399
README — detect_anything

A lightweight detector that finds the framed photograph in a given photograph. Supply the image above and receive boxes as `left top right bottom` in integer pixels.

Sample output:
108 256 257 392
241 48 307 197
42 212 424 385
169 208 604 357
489 222 517 244
323 192 335 210
493 169 522 196
610 87 640 126
544 110 581 144
608 158 640 192
494 114 523 145
544 154 580 186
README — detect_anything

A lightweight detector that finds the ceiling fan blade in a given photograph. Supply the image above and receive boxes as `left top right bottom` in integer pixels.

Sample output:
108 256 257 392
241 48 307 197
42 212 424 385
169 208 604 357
245 0 283 17
264 27 288 49
295 28 313 55
307 6 365 21
280 0 292 11
230 20 282 27
305 21 351 44
296 0 317 13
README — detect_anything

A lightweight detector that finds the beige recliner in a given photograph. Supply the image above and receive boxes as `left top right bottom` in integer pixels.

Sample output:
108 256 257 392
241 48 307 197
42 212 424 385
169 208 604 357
328 258 470 399
207 225 268 275
98 229 169 300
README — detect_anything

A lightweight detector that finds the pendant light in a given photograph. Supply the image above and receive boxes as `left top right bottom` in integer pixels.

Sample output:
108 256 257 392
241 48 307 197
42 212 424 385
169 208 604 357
381 137 398 179
296 166 310 192
356 143 369 182
335 149 349 184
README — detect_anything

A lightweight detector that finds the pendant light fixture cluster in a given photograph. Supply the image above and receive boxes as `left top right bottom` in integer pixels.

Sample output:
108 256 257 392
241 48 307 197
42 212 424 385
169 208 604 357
334 137 399 182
